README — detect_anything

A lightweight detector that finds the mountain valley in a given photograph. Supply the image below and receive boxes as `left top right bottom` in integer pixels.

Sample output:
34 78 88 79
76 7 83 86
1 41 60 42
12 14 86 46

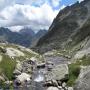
0 0 90 90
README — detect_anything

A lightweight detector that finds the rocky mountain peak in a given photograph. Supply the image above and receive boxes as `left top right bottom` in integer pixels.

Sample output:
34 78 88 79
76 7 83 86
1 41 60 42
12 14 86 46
34 0 90 54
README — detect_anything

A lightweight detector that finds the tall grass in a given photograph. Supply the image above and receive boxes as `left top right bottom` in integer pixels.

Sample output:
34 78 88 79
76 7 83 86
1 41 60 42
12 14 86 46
0 55 16 80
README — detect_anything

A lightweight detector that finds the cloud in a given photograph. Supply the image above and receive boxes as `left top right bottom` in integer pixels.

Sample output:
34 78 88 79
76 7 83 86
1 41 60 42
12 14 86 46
60 5 66 10
0 0 14 10
0 3 59 30
51 0 61 7
8 26 23 32
0 0 76 31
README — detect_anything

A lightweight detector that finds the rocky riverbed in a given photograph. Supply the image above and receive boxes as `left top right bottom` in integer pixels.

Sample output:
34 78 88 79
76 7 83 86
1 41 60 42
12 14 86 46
0 48 74 90
1 49 90 90
11 54 74 90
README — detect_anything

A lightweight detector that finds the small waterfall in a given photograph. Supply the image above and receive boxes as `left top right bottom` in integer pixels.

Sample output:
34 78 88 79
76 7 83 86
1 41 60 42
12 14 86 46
31 70 45 90
34 71 44 82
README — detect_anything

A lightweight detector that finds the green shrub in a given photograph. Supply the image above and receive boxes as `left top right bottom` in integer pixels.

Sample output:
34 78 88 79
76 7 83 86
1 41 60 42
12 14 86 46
80 55 90 66
67 63 80 86
67 56 90 86
0 55 16 80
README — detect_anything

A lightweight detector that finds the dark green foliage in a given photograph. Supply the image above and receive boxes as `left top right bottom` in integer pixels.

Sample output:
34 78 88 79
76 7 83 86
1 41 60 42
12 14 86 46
77 55 90 66
67 56 90 86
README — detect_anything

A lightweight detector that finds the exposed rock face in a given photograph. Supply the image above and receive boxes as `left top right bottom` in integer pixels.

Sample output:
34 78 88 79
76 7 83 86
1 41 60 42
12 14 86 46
6 48 25 57
74 66 90 90
30 30 47 47
45 64 69 81
74 47 90 59
73 36 90 59
34 0 90 54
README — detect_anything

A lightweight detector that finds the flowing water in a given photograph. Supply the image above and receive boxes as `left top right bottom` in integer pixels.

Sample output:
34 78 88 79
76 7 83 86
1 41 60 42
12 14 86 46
14 65 45 90
2 56 68 90
31 68 45 90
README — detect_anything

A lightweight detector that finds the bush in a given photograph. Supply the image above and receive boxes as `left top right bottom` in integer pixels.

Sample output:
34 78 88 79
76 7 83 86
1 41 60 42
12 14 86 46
81 55 90 66
67 63 80 86
0 55 16 80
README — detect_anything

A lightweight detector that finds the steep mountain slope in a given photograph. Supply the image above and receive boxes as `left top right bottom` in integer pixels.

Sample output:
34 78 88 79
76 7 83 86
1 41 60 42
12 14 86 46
0 27 33 47
19 27 35 37
33 1 90 89
19 27 35 47
30 30 47 47
35 0 90 55
0 27 47 47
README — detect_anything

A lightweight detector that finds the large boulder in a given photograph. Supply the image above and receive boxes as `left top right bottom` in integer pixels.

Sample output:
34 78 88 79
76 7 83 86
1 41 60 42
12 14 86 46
37 63 45 68
74 66 90 90
47 87 59 90
16 73 31 83
45 64 69 81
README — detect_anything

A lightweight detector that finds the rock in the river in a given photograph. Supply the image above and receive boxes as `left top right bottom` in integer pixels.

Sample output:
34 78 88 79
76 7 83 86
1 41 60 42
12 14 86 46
74 66 90 90
37 63 45 68
62 82 66 88
58 86 62 89
44 80 58 87
44 80 52 87
46 61 54 71
68 87 73 90
16 73 31 83
57 80 62 86
51 80 58 87
45 64 69 81
47 87 59 90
